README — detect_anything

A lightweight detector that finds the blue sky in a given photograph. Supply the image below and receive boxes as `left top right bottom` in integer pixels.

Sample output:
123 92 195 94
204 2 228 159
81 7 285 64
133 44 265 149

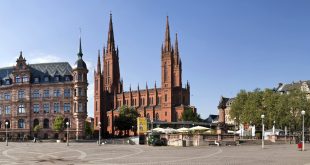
0 0 310 118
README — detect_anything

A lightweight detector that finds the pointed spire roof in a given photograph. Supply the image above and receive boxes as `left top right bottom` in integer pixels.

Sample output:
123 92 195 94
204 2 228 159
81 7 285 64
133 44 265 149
18 51 24 60
74 37 87 69
77 37 83 59
107 13 115 52
146 82 148 89
174 33 179 58
164 16 171 52
97 50 101 74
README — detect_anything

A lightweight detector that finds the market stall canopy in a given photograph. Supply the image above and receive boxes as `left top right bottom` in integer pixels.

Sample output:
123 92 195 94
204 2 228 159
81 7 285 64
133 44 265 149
152 127 165 133
177 127 190 133
189 126 209 131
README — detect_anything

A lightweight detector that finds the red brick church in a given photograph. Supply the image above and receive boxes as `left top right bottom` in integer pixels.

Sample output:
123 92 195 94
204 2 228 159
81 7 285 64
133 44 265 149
94 14 194 135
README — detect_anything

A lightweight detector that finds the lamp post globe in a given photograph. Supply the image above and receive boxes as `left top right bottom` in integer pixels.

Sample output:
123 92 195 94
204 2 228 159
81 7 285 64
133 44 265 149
301 110 305 151
66 122 69 146
98 122 101 146
261 114 265 149
5 122 8 146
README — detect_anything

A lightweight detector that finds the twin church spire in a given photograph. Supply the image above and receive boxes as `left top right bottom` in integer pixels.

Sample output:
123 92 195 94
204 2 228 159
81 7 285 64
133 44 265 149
96 14 183 88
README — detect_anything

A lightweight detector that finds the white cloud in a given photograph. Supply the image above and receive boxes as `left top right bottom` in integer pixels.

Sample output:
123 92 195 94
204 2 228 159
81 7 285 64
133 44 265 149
27 52 65 64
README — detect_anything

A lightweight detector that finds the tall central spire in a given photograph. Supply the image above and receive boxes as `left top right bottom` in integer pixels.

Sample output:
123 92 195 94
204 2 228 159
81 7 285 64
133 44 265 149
78 37 83 59
107 13 115 52
164 16 171 52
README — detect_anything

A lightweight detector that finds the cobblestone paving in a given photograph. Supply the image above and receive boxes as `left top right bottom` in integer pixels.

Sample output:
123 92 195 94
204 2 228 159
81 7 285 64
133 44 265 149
0 142 309 165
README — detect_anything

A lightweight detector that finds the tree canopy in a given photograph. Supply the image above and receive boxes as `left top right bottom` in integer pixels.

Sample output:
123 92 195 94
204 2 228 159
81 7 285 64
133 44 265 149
230 88 310 133
181 107 202 122
114 106 139 136
53 116 64 132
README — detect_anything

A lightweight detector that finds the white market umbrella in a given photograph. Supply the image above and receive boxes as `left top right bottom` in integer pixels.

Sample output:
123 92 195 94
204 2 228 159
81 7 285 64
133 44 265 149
152 127 165 133
177 127 190 133
164 127 177 134
189 126 209 131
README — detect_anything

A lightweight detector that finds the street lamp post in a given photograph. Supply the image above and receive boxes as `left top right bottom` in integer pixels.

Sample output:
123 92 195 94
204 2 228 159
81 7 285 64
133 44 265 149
151 119 153 133
66 122 69 146
301 110 305 151
5 122 8 146
234 117 237 141
98 122 101 146
261 114 265 149
273 120 275 135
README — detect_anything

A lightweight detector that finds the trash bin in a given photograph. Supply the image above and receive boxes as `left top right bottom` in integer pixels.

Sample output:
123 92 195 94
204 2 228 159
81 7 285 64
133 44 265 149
182 140 186 147
298 142 302 150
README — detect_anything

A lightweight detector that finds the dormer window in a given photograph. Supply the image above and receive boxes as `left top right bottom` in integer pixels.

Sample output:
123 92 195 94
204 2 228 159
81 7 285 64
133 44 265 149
16 76 21 83
34 77 40 83
65 76 70 82
54 76 59 82
5 79 10 85
22 75 28 83
44 76 49 82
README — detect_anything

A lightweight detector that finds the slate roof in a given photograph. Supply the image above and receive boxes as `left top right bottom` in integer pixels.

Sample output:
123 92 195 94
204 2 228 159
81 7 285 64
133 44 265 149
277 80 310 92
0 62 72 83
30 62 72 77
217 96 230 109
204 114 219 123
0 67 13 80
217 96 235 109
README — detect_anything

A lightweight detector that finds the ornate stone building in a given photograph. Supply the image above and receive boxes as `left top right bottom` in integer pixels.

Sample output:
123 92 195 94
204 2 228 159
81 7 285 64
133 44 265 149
0 39 88 140
94 15 194 135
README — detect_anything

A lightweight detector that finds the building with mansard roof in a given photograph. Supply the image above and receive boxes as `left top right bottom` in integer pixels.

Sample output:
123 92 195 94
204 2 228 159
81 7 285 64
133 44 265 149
0 39 88 140
218 96 235 125
94 14 195 135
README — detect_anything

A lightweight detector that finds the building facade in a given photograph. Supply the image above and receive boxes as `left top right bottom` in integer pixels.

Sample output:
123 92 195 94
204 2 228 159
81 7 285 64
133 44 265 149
218 96 235 125
0 40 88 140
94 15 194 135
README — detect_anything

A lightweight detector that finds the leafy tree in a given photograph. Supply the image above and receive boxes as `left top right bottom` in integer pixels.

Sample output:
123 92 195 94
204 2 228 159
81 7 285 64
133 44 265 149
230 88 310 133
181 107 202 122
33 124 42 137
114 106 139 136
53 116 64 133
85 121 93 138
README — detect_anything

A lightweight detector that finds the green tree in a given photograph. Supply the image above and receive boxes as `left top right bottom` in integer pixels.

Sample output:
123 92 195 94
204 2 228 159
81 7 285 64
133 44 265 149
114 106 139 136
230 90 248 124
85 121 93 138
53 116 64 133
33 124 42 137
181 107 202 122
230 88 310 132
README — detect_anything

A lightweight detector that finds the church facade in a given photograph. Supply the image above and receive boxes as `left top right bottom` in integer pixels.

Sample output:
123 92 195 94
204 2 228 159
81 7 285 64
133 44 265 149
0 40 88 140
94 15 194 135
